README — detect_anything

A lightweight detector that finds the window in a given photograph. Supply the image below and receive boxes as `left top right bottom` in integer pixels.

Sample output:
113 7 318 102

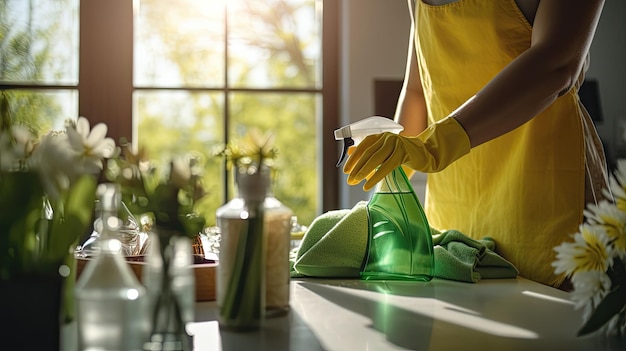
1 0 339 226
0 0 79 132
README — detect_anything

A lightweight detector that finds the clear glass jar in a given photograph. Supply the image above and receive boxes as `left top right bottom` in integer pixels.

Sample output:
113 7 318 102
76 199 142 258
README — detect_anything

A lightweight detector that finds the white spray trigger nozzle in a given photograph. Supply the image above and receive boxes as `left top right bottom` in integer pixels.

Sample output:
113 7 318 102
334 116 404 167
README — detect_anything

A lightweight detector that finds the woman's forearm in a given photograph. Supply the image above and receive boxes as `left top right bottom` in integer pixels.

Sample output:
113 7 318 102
395 23 428 137
453 0 604 148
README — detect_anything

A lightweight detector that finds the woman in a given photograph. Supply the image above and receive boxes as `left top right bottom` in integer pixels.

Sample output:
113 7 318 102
344 0 609 288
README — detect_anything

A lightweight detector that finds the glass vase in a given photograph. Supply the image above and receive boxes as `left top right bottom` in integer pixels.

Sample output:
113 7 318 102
216 168 267 331
142 227 195 351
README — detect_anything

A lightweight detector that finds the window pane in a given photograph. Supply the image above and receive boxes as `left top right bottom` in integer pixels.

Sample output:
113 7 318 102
134 90 225 224
1 89 77 136
228 0 322 89
230 92 319 224
0 0 79 85
134 0 226 88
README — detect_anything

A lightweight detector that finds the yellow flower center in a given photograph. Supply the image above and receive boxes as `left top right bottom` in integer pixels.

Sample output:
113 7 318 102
576 230 610 273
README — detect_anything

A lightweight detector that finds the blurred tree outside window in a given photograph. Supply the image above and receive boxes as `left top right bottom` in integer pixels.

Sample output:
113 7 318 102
134 0 322 225
0 0 79 136
1 0 333 227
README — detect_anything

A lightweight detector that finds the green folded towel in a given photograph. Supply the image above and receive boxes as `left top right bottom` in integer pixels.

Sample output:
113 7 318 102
430 228 518 283
292 201 368 278
291 203 519 283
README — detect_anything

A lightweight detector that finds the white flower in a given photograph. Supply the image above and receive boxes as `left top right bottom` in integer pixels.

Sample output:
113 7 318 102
66 116 116 174
570 268 626 337
1 116 114 201
0 126 34 171
570 270 611 319
570 270 611 308
584 200 626 259
29 131 75 199
584 200 626 227
555 159 626 337
552 224 613 277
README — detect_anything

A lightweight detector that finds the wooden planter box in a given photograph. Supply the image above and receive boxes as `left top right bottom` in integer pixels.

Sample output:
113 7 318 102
75 256 217 302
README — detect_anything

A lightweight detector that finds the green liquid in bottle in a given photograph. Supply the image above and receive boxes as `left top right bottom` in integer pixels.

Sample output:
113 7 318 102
361 168 434 281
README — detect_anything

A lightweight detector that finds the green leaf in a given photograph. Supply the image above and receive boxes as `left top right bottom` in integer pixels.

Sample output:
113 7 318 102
48 175 97 262
0 172 44 227
180 213 206 239
1 172 46 277
578 283 626 336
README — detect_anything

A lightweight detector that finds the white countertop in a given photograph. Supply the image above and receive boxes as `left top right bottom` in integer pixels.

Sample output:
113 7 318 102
187 277 626 351
61 277 626 350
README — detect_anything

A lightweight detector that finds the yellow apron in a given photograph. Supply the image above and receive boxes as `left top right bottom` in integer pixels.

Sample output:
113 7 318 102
415 0 609 286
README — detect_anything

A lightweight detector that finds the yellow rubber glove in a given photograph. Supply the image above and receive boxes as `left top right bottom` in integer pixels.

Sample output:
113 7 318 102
343 117 471 191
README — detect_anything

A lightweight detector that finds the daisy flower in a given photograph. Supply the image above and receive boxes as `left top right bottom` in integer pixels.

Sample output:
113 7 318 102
556 158 626 337
570 270 611 316
552 224 613 277
584 200 626 259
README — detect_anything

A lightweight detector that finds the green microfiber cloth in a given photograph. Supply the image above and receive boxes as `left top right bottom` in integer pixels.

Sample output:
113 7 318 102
291 201 368 278
430 228 519 283
290 203 519 283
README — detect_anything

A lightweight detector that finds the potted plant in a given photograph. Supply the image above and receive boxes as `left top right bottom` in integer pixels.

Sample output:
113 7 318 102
0 113 115 349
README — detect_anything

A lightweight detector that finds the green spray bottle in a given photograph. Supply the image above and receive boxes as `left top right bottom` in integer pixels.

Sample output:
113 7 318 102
335 116 433 281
